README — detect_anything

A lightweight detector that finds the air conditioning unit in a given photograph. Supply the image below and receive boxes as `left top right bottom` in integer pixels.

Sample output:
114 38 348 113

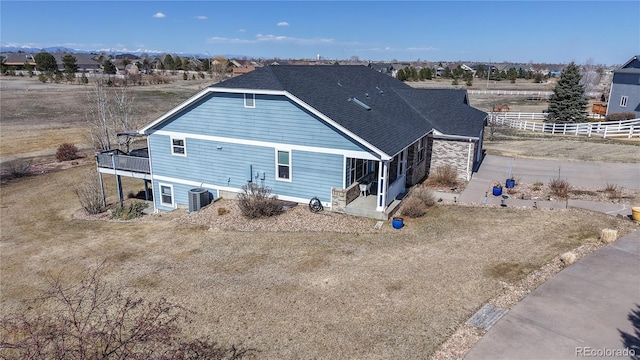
188 188 210 212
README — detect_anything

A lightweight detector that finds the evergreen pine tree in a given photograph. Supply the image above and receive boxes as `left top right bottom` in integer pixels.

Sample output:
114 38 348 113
546 62 587 123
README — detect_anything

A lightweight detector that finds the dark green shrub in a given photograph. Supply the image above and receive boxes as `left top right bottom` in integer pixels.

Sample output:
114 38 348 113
112 201 148 220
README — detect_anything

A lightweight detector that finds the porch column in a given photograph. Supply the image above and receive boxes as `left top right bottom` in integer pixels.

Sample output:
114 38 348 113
376 160 388 212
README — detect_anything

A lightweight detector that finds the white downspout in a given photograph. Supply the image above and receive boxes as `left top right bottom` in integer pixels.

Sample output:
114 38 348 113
466 142 473 181
376 161 387 212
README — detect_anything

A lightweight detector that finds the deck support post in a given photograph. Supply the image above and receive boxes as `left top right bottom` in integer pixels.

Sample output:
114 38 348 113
144 180 150 200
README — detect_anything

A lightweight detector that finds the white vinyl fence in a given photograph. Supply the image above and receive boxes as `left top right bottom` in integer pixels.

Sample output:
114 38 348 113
490 113 640 139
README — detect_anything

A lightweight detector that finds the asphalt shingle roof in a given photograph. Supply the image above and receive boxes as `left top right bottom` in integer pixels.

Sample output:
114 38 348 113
212 65 486 156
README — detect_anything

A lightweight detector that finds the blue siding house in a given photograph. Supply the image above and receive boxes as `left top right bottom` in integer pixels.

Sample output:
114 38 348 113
607 55 640 118
132 65 486 219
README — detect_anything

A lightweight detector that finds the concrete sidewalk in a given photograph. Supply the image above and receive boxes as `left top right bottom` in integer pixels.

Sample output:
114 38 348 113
465 230 640 360
457 155 640 359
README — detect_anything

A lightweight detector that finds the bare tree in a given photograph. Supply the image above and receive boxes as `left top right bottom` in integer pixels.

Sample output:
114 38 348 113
0 264 255 359
580 58 601 98
85 80 141 152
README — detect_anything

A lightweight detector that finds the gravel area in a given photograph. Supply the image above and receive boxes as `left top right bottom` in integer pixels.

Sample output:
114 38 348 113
179 199 387 233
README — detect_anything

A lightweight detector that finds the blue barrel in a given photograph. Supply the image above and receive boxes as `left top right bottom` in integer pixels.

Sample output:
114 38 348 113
505 179 516 188
392 217 404 229
492 186 503 196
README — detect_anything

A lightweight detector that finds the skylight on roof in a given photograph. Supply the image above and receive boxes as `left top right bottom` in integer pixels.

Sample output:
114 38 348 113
349 97 371 111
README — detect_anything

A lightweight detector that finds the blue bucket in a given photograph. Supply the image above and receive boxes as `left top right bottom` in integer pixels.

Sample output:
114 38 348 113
505 179 516 188
492 186 503 196
392 217 404 229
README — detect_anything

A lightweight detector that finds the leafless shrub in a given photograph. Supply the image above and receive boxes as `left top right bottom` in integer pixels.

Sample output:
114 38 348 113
427 164 458 187
5 159 32 178
412 187 437 208
401 197 426 218
548 178 570 199
237 183 283 219
73 170 105 214
532 180 544 191
55 143 79 162
604 183 622 201
0 265 254 359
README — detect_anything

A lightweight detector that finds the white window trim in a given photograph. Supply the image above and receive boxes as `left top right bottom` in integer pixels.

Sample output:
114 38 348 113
275 149 292 182
244 93 256 108
159 183 175 208
620 96 628 108
170 136 187 156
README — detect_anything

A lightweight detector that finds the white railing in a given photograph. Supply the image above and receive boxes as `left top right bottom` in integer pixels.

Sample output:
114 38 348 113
489 114 640 139
468 90 553 97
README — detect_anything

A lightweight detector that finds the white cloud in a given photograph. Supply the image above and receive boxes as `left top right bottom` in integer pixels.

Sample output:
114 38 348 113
195 15 207 20
153 12 166 18
206 36 254 44
238 29 246 32
406 46 437 52
277 21 289 27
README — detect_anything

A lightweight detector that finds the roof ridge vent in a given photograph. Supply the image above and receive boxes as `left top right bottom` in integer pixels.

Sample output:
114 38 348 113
349 97 371 111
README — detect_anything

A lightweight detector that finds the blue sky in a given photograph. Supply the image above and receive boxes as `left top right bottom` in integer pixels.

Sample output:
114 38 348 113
1 1 638 65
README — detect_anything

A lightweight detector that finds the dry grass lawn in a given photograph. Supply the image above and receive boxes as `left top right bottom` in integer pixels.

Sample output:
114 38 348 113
484 128 640 163
1 164 635 359
0 76 211 162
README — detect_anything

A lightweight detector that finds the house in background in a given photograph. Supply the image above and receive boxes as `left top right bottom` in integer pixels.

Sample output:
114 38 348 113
606 55 640 118
116 65 486 219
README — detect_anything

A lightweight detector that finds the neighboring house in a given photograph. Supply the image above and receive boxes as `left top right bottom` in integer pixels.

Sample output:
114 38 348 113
100 65 486 219
52 53 101 72
606 55 640 118
368 62 395 76
2 52 36 69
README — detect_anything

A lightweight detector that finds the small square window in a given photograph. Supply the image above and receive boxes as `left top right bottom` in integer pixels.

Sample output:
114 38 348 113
244 93 255 108
620 96 628 108
171 138 186 156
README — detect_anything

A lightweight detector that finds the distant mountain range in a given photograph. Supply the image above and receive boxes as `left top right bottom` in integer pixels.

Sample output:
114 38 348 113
0 44 245 60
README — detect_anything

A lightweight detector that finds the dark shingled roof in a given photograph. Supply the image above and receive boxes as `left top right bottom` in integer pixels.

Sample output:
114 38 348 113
212 65 486 156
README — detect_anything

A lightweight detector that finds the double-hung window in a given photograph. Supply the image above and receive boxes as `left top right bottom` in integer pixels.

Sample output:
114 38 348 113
276 150 291 181
171 137 186 156
159 184 174 207
620 96 628 108
417 138 425 163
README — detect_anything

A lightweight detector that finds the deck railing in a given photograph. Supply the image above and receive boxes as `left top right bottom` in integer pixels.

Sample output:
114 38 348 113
96 152 150 173
490 113 640 139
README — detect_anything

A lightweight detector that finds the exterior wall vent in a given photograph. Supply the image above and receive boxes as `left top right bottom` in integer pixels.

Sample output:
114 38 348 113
188 188 210 212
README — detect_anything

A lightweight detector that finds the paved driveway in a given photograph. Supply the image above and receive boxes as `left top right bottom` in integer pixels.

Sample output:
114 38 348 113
465 230 640 360
476 155 640 190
